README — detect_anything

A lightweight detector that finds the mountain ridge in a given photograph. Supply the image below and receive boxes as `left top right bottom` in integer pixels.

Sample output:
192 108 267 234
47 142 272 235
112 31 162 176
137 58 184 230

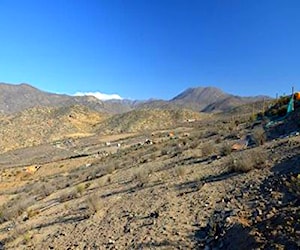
0 82 270 114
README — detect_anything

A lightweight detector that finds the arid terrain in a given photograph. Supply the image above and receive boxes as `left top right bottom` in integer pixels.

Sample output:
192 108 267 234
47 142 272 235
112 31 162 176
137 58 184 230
0 86 299 250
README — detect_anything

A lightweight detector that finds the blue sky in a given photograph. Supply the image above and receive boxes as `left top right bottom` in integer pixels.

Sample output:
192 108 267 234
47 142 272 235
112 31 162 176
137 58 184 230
0 0 299 100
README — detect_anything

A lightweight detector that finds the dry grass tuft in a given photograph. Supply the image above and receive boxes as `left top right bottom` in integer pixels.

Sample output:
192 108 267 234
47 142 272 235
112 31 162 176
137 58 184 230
86 194 102 216
252 126 266 146
0 195 35 222
229 149 268 173
76 183 86 196
221 142 232 156
134 168 149 186
174 166 186 178
59 189 77 202
201 142 215 157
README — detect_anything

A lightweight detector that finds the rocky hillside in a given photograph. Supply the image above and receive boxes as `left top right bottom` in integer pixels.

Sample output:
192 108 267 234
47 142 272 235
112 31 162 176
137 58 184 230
0 83 132 114
97 108 206 134
0 105 205 152
171 87 228 110
0 104 298 249
136 87 268 113
0 105 108 152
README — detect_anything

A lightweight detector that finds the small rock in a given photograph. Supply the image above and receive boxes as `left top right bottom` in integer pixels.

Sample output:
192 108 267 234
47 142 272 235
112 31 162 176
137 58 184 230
108 239 115 244
23 214 29 221
255 216 262 223
257 208 263 216
150 211 159 218
266 212 274 219
225 217 232 224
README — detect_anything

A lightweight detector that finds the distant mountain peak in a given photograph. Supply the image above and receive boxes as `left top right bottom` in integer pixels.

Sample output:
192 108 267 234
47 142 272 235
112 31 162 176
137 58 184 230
0 82 270 115
170 86 228 111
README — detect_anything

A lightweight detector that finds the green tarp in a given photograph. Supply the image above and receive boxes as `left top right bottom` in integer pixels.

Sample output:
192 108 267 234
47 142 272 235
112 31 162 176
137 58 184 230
287 95 294 113
266 95 294 128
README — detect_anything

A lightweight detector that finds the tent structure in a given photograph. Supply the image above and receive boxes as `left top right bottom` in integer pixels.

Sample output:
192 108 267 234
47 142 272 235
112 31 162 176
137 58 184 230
266 94 295 128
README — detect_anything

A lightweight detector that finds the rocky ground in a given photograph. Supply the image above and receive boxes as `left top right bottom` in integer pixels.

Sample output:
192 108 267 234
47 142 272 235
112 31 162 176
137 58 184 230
0 108 299 249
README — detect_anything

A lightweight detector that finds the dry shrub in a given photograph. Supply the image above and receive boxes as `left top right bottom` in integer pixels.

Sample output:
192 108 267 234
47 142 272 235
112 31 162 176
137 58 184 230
254 150 268 168
30 182 55 198
97 177 106 187
23 232 32 244
252 126 266 146
0 194 35 222
76 183 86 196
189 140 199 149
221 142 232 156
215 137 222 144
229 149 267 173
106 163 116 174
231 155 253 173
59 189 77 202
170 145 183 157
175 166 186 178
86 194 102 216
27 208 39 218
201 142 215 157
11 222 28 241
134 168 149 185
161 148 168 156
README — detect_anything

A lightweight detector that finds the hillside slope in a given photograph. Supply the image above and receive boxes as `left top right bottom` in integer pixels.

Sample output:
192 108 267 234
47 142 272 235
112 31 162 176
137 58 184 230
0 105 108 152
0 83 132 114
136 87 268 113
97 108 206 134
0 105 298 249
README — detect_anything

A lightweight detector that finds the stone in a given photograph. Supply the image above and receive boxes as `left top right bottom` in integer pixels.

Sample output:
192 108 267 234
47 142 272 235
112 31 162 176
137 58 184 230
108 239 115 244
255 216 262 223
257 208 263 216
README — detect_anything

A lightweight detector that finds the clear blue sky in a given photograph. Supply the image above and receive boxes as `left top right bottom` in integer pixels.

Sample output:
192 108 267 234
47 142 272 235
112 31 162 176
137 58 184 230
0 0 299 100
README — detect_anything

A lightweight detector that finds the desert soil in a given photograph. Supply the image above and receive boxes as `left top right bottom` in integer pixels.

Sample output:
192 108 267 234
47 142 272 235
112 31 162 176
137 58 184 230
0 118 299 250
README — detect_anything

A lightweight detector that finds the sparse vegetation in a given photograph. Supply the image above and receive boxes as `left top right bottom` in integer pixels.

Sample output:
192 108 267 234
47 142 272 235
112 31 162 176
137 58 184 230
134 168 149 186
75 183 86 196
0 88 298 250
174 165 186 178
23 232 32 244
229 149 268 173
252 126 266 146
86 194 102 216
221 142 232 156
201 142 215 157
59 189 77 202
105 163 116 174
0 195 35 223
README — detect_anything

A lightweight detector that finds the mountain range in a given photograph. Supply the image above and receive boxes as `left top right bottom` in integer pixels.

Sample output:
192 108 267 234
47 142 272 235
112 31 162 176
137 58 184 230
0 82 269 114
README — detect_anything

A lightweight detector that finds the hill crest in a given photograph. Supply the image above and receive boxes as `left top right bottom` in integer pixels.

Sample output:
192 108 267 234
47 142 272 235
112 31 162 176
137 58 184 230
0 83 270 114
